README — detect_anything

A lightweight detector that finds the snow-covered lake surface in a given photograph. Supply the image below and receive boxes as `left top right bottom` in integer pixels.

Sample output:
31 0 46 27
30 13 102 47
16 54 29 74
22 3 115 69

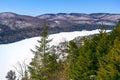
0 30 111 80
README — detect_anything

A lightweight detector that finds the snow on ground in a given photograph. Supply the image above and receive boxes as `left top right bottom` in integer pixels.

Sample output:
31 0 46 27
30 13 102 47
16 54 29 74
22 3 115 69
0 30 111 80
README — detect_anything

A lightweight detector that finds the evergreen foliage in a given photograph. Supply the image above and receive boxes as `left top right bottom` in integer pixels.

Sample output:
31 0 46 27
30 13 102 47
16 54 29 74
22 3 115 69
28 20 59 80
67 21 120 80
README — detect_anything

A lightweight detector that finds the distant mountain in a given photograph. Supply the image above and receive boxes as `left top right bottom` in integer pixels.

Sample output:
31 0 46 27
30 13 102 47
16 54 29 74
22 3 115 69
0 12 120 44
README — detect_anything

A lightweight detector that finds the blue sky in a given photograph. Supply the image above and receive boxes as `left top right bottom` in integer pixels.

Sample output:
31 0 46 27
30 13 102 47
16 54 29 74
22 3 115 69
0 0 120 16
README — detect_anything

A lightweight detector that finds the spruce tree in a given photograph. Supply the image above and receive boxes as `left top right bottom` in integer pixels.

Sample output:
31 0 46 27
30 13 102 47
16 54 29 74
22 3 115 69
28 20 58 80
97 37 120 79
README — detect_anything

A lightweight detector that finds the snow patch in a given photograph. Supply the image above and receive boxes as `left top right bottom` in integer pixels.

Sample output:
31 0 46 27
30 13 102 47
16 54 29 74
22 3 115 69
55 20 60 24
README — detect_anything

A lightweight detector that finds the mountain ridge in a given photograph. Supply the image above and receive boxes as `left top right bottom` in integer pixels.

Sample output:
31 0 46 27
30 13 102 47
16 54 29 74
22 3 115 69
0 12 120 44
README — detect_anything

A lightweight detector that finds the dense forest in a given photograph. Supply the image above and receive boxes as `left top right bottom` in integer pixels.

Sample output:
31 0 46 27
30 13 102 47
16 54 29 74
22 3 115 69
6 21 120 80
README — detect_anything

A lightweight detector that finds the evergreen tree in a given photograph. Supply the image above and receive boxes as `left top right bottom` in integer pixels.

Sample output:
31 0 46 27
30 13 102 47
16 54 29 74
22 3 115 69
62 41 79 80
97 37 120 80
69 25 109 80
109 21 120 45
6 70 16 80
28 20 58 80
69 39 97 80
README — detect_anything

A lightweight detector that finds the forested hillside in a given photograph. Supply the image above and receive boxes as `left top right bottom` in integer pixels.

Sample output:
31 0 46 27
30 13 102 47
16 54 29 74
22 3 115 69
1 12 120 44
6 21 120 80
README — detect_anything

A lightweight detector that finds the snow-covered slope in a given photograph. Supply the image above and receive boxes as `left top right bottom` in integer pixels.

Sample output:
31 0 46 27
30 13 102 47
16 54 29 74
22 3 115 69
0 30 111 80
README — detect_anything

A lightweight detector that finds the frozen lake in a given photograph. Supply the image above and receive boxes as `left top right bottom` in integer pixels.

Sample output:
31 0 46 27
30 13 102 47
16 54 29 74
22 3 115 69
0 30 111 80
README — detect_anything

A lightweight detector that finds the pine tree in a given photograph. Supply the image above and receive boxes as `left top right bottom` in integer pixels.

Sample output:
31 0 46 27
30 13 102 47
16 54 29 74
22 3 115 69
28 20 58 80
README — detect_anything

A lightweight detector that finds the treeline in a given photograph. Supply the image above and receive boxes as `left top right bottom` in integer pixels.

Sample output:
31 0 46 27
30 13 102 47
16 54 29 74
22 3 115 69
0 23 113 44
6 21 120 80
